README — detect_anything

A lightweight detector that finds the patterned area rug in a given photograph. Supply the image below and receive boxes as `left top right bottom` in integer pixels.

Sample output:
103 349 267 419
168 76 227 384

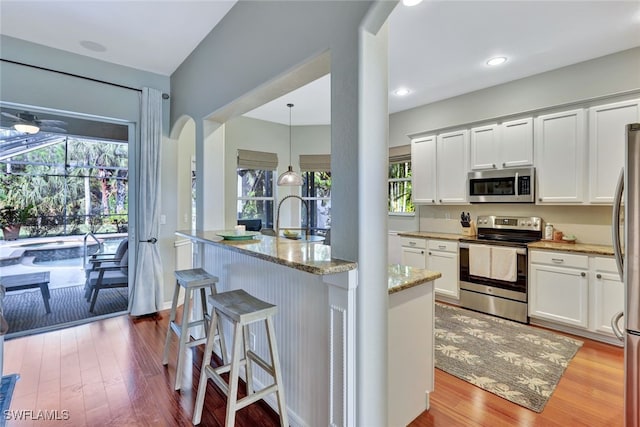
3 285 128 338
434 303 583 412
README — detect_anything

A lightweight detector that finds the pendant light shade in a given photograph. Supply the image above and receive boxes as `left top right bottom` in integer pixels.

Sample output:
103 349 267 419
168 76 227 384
277 103 303 186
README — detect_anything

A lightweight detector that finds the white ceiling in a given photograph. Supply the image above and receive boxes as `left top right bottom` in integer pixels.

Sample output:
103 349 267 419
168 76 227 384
1 1 639 126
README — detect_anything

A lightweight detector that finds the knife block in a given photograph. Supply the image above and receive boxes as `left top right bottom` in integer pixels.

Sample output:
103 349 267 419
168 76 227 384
461 220 477 237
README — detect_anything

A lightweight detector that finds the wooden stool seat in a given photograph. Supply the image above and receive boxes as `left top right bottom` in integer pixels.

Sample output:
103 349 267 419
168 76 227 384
162 268 226 391
193 289 288 427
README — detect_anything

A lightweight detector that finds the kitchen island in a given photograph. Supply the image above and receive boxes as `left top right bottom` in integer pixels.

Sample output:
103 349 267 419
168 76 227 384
176 230 440 426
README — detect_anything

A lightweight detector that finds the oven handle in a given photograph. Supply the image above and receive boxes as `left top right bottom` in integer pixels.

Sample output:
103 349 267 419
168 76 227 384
514 172 519 196
459 242 527 255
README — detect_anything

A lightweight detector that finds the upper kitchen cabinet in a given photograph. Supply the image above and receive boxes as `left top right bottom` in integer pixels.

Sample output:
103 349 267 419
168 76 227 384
588 99 640 204
411 135 437 204
470 118 533 171
436 129 469 204
535 109 587 204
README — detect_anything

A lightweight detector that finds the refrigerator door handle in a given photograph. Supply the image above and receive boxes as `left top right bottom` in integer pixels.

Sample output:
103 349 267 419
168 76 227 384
612 168 624 281
612 311 625 341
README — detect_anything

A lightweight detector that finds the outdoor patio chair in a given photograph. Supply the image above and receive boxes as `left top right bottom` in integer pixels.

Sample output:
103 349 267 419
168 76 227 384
86 248 129 313
84 238 128 300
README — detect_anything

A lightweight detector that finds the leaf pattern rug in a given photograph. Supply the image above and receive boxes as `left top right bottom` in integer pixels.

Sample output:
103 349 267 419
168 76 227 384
434 303 583 412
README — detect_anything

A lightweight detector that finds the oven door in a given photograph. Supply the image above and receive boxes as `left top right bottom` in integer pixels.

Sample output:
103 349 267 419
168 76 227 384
459 242 528 300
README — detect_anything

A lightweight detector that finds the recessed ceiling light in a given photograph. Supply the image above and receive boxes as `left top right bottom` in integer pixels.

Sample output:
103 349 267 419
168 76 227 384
394 88 411 96
80 40 107 52
486 56 507 66
402 0 423 6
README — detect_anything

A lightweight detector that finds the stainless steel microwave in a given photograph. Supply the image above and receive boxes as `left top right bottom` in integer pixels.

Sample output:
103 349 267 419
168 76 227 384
468 167 535 203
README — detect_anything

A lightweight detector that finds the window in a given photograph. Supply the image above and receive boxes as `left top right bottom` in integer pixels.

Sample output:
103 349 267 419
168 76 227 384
237 169 275 229
236 149 278 229
301 171 331 236
388 145 414 214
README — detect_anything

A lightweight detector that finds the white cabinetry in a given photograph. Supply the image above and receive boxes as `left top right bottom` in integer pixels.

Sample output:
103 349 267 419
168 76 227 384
436 130 469 204
529 251 589 328
427 240 459 299
591 257 625 336
470 118 533 171
400 237 427 269
470 124 499 170
529 250 624 342
535 109 586 204
411 136 437 204
588 99 640 203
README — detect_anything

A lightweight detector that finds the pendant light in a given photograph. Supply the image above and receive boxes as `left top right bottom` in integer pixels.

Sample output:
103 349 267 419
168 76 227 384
277 103 303 186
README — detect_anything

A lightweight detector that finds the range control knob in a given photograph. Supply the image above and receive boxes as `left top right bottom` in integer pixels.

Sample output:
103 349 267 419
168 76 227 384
527 221 532 226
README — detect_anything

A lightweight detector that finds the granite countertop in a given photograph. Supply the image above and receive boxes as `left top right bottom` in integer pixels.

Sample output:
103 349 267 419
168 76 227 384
527 240 614 256
396 231 463 241
175 230 357 275
388 264 441 295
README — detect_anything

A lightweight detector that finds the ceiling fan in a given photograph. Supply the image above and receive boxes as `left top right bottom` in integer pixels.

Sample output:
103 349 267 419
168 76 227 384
1 111 68 134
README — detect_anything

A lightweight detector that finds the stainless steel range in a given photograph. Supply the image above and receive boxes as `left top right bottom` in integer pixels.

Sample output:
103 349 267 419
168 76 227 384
459 215 542 323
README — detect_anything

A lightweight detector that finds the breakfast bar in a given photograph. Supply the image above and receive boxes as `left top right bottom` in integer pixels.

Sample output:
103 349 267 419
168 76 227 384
175 230 358 426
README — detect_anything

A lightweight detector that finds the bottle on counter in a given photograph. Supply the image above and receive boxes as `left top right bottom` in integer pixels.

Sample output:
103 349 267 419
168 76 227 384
545 223 554 240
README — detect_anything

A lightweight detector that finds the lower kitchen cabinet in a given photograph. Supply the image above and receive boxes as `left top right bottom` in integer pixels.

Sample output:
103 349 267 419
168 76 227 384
400 237 427 269
427 240 459 299
529 250 624 342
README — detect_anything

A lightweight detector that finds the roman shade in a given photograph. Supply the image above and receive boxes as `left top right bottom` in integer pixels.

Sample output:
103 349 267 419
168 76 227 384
237 149 278 170
389 145 411 163
299 154 331 172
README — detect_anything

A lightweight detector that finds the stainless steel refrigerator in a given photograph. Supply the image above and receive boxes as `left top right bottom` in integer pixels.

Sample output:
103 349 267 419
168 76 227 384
612 123 640 427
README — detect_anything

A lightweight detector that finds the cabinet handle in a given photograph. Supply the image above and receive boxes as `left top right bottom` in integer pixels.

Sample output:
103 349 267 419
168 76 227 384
581 272 586 277
492 163 496 168
502 162 506 168
551 258 564 263
421 251 424 255
596 273 602 279
539 198 543 202
409 241 416 246
438 245 447 250
428 252 432 255
439 199 443 203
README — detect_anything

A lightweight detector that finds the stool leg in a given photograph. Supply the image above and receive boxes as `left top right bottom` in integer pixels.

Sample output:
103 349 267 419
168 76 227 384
225 321 244 427
200 287 210 333
266 317 288 427
174 287 192 391
162 282 181 365
193 309 220 426
217 311 228 365
242 325 254 395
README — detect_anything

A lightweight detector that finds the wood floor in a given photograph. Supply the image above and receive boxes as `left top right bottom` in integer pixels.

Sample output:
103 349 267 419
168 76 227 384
4 309 624 426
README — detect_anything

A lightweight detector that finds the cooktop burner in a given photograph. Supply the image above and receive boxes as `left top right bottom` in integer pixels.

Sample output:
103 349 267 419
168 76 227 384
467 215 543 245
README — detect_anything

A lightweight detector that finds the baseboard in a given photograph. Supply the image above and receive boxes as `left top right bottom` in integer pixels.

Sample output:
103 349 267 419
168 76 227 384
529 318 624 347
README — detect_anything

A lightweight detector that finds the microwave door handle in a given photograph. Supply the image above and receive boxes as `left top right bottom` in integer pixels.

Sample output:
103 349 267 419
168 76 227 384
514 172 519 196
612 168 624 280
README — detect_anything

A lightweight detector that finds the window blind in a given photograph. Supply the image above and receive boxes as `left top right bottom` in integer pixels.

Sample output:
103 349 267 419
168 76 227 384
299 154 331 172
237 149 278 169
389 145 411 163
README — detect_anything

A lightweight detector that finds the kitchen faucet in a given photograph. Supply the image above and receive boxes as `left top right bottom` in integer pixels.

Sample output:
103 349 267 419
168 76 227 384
276 195 310 239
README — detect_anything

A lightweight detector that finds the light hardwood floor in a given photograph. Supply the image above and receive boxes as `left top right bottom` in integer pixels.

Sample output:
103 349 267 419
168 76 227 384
3 310 624 426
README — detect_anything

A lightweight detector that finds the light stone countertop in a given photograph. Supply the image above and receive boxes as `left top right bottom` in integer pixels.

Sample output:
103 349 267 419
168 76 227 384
397 231 464 241
527 240 614 256
388 264 441 295
175 230 357 275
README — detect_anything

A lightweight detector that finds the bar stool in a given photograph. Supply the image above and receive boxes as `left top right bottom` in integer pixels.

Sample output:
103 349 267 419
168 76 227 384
192 289 288 427
162 268 227 391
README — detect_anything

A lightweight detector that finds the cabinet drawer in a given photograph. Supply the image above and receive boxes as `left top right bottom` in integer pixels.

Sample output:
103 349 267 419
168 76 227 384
593 256 619 274
530 250 588 269
400 237 426 249
428 240 457 253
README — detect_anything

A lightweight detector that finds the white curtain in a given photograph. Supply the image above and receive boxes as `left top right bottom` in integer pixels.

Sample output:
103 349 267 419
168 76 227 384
130 87 164 315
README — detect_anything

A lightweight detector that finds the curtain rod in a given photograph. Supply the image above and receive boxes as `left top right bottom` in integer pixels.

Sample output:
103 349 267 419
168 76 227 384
0 58 170 99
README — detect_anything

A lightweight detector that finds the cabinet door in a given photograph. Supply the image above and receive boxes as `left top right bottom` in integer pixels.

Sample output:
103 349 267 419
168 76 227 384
592 270 625 336
589 99 640 203
529 263 589 328
436 130 469 204
401 247 426 269
500 117 533 168
470 124 499 171
427 250 459 299
535 109 586 203
411 136 437 204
